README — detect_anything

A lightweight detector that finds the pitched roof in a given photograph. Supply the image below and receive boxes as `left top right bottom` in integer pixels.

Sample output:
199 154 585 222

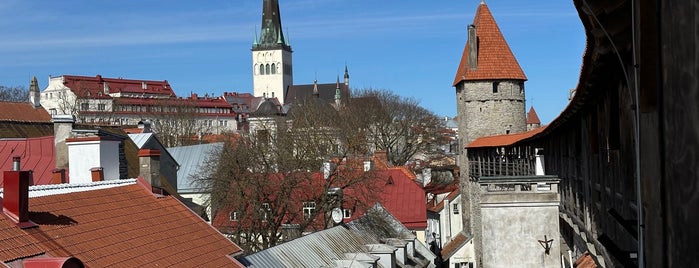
527 106 541 124
427 188 460 213
440 231 473 259
284 83 349 105
168 142 223 193
0 180 245 267
0 136 56 187
61 75 175 97
453 2 527 86
466 126 546 148
0 102 51 123
370 169 427 229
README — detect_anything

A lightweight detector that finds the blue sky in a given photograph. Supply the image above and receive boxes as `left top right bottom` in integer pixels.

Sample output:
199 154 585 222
0 0 585 124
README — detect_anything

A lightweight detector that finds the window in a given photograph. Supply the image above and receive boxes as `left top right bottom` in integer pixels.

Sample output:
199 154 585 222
80 102 89 111
343 209 352 218
271 63 276 74
229 211 238 221
303 201 316 219
453 203 459 214
259 64 265 75
492 82 499 93
266 64 270 75
98 104 106 111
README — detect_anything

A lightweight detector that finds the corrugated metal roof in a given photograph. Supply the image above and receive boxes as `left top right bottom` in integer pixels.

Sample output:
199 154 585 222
127 133 153 148
0 179 137 198
240 204 437 268
168 142 223 193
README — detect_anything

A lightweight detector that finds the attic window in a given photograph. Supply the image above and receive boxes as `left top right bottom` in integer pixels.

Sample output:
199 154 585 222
492 82 499 93
343 209 352 218
303 201 316 219
386 176 394 185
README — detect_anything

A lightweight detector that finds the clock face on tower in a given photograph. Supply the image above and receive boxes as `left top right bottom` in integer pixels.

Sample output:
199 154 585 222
331 207 343 224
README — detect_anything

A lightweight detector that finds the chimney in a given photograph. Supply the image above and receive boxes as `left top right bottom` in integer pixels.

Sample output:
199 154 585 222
52 115 75 169
141 81 147 90
467 24 478 70
90 167 104 182
29 76 41 108
138 149 161 188
103 81 110 94
3 157 36 228
374 150 388 165
66 135 121 183
52 168 66 184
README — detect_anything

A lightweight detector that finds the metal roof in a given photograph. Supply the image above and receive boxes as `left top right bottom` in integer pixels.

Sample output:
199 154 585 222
127 133 153 148
168 142 223 193
239 204 437 268
0 179 137 198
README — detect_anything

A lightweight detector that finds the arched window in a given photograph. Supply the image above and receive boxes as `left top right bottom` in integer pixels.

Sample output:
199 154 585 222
259 64 265 75
266 64 270 75
271 63 276 74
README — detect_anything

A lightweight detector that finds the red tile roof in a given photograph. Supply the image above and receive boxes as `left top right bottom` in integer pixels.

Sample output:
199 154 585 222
0 102 51 123
62 75 175 97
427 188 459 213
0 215 44 263
466 126 546 148
527 106 541 124
440 231 473 259
0 137 56 187
1 182 244 267
453 2 527 86
376 169 427 229
574 252 599 268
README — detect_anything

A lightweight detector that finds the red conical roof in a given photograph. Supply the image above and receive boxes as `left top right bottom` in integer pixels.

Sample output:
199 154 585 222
527 106 541 124
453 2 527 86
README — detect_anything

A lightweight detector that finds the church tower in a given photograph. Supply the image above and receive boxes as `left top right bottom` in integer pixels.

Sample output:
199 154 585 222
252 0 293 103
453 2 527 266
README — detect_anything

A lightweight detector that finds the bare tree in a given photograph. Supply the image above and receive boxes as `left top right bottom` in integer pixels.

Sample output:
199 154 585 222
350 88 445 166
145 99 214 147
196 99 384 254
0 85 29 102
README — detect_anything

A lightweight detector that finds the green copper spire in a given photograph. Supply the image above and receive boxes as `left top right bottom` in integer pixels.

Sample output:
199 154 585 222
254 0 290 50
335 76 341 100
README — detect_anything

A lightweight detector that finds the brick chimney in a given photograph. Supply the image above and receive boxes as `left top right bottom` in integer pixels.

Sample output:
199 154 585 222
138 149 161 188
374 150 389 166
3 157 36 228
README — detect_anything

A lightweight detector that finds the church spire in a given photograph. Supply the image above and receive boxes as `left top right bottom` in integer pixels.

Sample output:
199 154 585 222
254 0 290 50
343 64 350 87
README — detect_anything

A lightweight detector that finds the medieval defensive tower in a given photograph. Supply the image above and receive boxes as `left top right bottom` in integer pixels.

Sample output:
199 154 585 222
453 2 527 266
453 2 527 148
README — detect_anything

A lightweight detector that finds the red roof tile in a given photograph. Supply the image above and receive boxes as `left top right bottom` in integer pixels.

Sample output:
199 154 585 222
0 137 56 187
453 2 527 86
0 215 45 263
574 252 599 268
62 75 175 97
466 126 546 148
527 106 541 124
15 182 244 267
0 102 51 123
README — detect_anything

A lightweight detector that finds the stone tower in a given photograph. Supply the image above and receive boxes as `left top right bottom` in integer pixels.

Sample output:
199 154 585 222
252 0 293 104
453 2 527 266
